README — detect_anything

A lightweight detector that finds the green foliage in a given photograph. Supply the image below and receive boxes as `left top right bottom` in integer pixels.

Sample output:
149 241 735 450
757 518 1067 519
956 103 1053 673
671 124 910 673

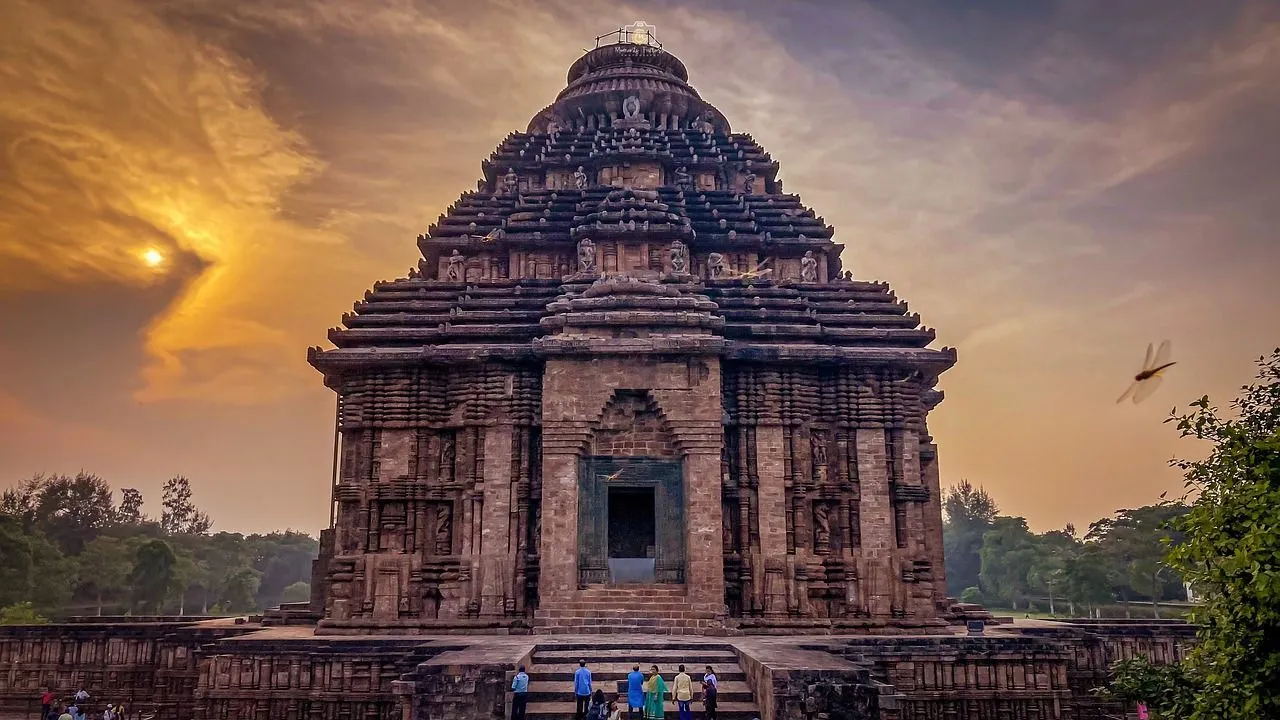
161 476 212 535
979 517 1039 609
1 472 116 554
130 538 177 613
1100 656 1199 719
943 480 998 595
0 602 47 625
76 536 135 615
1158 349 1280 719
280 581 311 604
959 586 982 604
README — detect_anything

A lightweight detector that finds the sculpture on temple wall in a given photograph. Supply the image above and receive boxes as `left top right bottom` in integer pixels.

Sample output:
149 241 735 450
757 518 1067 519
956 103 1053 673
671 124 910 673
800 250 818 282
502 168 519 195
434 505 453 555
545 118 561 134
811 430 828 468
707 252 726 278
440 433 456 481
446 250 464 281
577 238 597 273
573 166 589 190
622 95 641 120
673 165 693 192
743 169 757 195
813 502 832 555
670 239 688 274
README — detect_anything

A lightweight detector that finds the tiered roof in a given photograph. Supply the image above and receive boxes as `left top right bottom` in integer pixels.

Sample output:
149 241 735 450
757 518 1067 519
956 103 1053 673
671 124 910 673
309 33 956 383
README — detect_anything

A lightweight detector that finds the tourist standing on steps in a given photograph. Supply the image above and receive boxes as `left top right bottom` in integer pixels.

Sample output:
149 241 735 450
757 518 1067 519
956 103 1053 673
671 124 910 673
573 659 593 720
643 665 668 720
510 664 530 720
40 688 54 717
626 664 646 719
672 665 693 720
701 666 718 720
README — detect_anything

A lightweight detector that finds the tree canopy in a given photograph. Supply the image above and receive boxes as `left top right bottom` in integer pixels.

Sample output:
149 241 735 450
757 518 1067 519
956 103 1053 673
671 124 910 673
0 473 317 619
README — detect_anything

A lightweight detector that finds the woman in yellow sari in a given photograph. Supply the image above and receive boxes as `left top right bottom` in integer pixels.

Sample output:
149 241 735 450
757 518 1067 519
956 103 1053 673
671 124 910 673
643 664 668 719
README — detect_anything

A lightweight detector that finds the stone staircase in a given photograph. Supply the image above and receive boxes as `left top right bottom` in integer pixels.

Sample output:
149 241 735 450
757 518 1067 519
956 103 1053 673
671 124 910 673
534 585 723 635
522 641 760 719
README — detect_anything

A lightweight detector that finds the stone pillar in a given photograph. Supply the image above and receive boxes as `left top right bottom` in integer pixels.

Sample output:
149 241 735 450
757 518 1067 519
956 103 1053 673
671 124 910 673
855 428 894 618
920 440 948 606
755 425 789 617
479 424 515 616
538 419 589 600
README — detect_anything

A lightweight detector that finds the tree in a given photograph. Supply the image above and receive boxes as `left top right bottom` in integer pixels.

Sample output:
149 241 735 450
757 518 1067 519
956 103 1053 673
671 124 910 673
117 488 145 526
221 567 262 613
1061 545 1114 617
1027 529 1080 616
1 472 116 554
76 536 134 615
0 602 47 625
160 476 212 535
943 480 998 596
280 581 311 604
1089 504 1189 618
978 516 1039 609
0 515 33 608
1157 349 1280 718
130 539 177 614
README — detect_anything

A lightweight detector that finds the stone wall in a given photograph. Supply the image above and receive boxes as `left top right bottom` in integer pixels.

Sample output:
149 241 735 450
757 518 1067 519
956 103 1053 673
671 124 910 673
722 364 947 631
733 638 888 720
193 635 461 720
0 621 252 719
318 362 542 634
392 639 535 720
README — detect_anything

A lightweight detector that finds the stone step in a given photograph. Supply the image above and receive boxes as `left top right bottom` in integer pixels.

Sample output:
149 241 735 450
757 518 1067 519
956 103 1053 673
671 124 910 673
534 625 718 636
525 680 754 704
534 648 738 662
540 601 696 612
525 700 759 720
535 609 714 620
527 661 742 676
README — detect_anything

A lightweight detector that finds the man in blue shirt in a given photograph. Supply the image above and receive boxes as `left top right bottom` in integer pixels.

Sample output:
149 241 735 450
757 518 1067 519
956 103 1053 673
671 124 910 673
627 664 646 719
510 664 530 720
573 659 592 720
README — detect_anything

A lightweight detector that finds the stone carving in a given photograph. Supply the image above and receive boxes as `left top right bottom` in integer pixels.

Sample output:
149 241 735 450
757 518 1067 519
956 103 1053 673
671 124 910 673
434 504 453 555
673 165 693 191
670 239 688 274
577 238 596 273
800 250 818 282
573 165 589 190
502 168 518 195
743 169 756 194
811 431 828 468
446 250 464 281
707 252 726 278
622 95 641 120
440 433 456 480
545 118 561 134
813 502 832 555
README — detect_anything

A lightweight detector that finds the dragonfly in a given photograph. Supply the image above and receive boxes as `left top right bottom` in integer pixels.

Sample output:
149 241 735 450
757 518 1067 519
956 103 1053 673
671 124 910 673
599 469 627 482
470 229 501 243
1116 340 1176 404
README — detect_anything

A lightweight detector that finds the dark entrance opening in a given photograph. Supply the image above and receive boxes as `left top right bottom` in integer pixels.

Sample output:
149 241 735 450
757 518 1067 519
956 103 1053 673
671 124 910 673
608 486 655 559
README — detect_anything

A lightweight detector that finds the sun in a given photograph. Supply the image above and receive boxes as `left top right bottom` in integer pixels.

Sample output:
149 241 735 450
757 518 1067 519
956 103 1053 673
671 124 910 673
141 248 165 267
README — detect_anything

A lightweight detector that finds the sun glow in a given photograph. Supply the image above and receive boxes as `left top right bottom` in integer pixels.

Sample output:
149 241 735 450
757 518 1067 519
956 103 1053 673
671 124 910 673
142 248 165 267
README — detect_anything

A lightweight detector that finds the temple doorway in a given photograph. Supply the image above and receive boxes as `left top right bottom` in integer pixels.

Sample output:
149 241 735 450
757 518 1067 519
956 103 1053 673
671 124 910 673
577 456 685 586
607 486 656 583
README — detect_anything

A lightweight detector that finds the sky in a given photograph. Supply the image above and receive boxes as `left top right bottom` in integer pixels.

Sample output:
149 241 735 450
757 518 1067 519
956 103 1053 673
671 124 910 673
1 0 1278 536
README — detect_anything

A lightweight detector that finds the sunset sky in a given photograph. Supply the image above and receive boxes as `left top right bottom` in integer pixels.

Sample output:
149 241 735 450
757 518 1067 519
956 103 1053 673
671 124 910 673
2 0 1277 536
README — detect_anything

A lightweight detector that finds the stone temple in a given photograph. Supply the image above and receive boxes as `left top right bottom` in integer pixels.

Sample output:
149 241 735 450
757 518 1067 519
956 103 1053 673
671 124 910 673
308 23 956 638
0 24 1193 720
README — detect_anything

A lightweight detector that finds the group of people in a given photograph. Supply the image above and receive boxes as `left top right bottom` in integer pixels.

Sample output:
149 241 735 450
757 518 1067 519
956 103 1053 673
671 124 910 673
39 688 126 720
509 660 719 720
